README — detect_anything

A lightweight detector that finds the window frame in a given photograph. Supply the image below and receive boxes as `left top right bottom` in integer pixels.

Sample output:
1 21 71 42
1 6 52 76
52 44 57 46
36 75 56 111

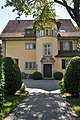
43 43 52 56
62 59 70 69
26 29 34 35
60 41 73 51
25 62 36 69
25 43 36 50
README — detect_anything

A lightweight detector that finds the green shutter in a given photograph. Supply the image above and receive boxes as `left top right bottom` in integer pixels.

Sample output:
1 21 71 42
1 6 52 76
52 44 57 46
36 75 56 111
69 42 72 50
62 59 65 69
60 41 63 51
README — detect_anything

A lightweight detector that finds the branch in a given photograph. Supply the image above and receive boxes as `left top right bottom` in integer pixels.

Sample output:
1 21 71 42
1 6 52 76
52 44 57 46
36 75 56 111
54 0 75 20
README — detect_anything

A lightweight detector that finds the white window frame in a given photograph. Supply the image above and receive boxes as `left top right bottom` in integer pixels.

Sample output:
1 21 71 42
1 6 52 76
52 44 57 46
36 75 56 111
25 43 36 50
63 41 70 50
43 44 52 56
25 62 36 69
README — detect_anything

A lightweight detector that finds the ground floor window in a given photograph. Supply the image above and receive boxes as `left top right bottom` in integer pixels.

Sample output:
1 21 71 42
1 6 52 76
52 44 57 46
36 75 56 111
25 62 36 69
15 59 19 65
62 59 70 69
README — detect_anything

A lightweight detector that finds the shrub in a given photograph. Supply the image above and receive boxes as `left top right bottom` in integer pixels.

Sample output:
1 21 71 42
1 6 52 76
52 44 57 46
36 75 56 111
3 57 22 95
64 56 80 96
59 78 66 94
32 71 42 80
20 83 26 93
0 45 5 113
53 71 63 80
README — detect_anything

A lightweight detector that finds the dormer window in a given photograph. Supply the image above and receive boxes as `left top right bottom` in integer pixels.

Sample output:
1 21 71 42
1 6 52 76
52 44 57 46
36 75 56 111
26 29 34 34
59 30 66 32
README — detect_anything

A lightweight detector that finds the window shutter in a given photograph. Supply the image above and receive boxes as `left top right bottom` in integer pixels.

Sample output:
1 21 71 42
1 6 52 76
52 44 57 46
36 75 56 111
60 42 63 51
62 59 65 69
69 42 72 50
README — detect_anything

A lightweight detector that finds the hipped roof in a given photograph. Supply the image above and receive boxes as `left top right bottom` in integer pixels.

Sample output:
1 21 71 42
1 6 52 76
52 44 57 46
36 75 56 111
0 19 80 38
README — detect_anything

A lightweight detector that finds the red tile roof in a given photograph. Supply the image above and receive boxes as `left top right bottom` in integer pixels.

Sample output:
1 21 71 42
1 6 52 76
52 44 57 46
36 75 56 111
55 50 80 57
59 19 77 32
0 19 80 38
58 32 80 38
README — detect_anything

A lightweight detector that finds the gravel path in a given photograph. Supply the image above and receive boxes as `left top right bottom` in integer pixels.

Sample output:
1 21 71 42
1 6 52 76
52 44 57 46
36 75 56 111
4 89 79 120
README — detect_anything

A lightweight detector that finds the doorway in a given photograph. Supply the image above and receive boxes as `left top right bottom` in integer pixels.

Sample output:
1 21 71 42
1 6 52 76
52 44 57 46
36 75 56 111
43 64 52 78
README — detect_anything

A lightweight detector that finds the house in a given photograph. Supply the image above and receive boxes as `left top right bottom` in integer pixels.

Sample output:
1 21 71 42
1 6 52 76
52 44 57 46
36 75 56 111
0 19 80 79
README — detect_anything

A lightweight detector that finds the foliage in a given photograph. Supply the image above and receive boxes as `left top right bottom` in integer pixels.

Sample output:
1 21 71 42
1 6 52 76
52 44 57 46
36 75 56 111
2 0 80 27
20 83 26 93
3 57 22 95
67 96 80 117
53 71 63 80
32 71 42 80
21 72 26 79
59 78 66 94
1 94 27 118
64 56 80 96
0 45 5 113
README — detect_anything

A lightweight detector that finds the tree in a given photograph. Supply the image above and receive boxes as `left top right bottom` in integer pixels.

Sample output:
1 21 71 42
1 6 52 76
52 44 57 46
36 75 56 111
3 57 22 95
0 45 5 113
64 56 80 96
55 0 80 27
2 0 80 27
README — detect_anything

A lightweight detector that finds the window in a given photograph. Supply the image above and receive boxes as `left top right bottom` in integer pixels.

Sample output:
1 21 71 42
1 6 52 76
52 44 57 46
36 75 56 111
45 29 48 36
15 59 19 65
44 44 52 56
62 59 70 69
25 43 36 50
25 62 36 69
40 30 44 36
60 41 72 51
74 41 77 50
26 29 34 35
59 30 66 32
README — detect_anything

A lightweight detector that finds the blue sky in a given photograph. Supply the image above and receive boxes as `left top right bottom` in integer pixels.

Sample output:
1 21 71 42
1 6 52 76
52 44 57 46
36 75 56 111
0 0 76 34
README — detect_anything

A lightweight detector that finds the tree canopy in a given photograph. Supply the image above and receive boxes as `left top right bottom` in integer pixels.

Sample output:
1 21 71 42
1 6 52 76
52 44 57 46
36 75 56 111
2 0 80 27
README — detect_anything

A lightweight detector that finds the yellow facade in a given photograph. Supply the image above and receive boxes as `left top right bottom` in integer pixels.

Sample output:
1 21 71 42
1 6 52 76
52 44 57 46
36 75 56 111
5 40 36 74
2 19 79 78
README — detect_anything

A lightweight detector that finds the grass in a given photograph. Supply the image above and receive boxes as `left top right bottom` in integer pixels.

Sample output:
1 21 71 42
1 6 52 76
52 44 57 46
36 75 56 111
1 92 28 119
65 94 80 117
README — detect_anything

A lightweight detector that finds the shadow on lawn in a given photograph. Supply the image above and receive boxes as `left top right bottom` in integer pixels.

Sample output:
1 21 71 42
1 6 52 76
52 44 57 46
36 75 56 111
6 92 79 120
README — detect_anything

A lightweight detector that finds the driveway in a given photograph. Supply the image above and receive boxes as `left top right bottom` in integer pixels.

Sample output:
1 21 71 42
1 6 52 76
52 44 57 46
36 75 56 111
22 79 60 91
5 79 79 120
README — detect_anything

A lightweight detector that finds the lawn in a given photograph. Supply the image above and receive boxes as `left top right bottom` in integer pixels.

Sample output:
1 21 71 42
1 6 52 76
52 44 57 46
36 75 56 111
0 93 28 119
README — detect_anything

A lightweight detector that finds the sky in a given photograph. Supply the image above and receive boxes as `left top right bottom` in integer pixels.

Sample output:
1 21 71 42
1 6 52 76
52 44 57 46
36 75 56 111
0 0 76 34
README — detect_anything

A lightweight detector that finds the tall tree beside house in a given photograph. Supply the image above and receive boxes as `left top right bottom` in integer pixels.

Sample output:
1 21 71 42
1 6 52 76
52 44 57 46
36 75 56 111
0 45 5 113
2 0 80 27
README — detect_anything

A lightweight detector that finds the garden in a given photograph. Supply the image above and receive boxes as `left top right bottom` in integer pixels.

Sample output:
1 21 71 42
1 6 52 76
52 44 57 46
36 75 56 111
59 56 80 117
0 46 28 119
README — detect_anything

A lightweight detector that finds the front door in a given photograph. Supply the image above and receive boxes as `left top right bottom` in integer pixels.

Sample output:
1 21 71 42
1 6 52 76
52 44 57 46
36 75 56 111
43 64 52 77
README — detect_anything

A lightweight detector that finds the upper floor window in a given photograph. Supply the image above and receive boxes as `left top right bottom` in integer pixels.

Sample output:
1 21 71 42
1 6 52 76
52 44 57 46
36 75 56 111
60 41 72 51
74 41 78 50
45 29 48 36
59 30 66 32
44 44 52 56
38 28 57 37
25 43 36 50
40 30 44 36
25 29 34 35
